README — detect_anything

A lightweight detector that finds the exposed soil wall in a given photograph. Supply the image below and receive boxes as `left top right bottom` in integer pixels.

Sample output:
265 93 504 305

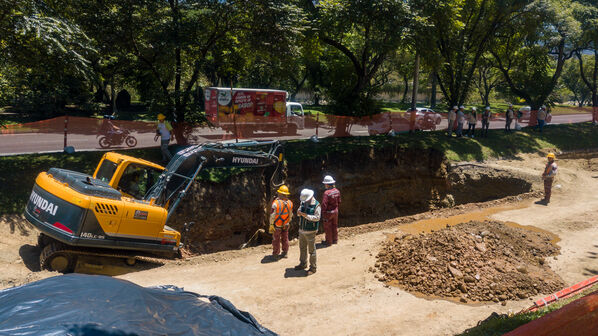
169 145 534 253
449 164 534 205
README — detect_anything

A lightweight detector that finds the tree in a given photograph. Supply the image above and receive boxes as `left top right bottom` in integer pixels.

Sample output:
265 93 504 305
490 0 581 109
562 56 593 106
411 0 531 107
0 1 95 116
572 0 598 112
303 0 411 115
472 55 504 106
56 0 305 123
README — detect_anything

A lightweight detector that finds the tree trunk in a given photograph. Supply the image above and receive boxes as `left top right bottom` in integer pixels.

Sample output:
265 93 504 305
110 78 117 115
430 72 437 108
401 75 409 104
170 0 184 123
411 52 420 111
483 91 490 107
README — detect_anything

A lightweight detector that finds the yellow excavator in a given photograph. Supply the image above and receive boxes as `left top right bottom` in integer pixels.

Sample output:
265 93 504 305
24 140 283 272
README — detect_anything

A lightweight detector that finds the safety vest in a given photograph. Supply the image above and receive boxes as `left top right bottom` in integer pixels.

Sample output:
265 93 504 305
299 200 320 232
272 199 293 228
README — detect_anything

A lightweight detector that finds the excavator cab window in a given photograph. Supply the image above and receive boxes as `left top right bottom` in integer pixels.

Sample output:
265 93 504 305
118 164 162 200
95 160 118 183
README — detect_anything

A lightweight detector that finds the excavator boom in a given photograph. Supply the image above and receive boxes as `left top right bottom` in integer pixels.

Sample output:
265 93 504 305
145 140 283 222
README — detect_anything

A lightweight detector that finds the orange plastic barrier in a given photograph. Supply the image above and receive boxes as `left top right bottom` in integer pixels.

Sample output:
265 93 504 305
505 290 598 336
0 108 592 155
526 275 598 312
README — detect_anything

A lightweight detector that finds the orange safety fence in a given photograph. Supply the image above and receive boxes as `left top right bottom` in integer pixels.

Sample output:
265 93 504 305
0 108 594 155
505 290 598 336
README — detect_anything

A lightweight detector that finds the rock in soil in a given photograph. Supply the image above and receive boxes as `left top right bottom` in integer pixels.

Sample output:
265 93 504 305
375 220 564 302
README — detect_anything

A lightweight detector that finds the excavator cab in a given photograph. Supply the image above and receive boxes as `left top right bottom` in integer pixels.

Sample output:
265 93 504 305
24 140 283 272
93 152 165 200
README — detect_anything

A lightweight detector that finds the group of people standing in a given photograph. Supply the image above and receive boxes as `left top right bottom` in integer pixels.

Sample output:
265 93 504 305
447 105 492 138
447 104 550 137
269 175 341 276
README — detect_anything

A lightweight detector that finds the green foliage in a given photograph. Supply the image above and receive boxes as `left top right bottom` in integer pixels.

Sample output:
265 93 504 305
0 1 95 116
562 56 594 106
303 0 410 116
491 0 582 109
0 0 595 120
412 0 532 107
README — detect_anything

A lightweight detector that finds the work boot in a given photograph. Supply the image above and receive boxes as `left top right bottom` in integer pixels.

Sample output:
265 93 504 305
294 264 306 270
280 252 288 259
307 269 317 276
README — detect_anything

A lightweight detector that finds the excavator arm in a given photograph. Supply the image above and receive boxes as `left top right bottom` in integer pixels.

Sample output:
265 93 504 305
144 140 283 223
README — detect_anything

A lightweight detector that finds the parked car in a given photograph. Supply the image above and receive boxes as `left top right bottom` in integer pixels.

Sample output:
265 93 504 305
412 108 442 130
366 113 410 135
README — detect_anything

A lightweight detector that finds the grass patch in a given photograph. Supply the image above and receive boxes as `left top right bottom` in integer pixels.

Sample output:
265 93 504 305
284 122 598 163
2 122 598 215
459 283 598 335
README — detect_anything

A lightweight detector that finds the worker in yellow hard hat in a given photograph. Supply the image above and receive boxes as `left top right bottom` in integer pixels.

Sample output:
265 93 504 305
269 185 293 259
541 153 558 204
155 113 173 163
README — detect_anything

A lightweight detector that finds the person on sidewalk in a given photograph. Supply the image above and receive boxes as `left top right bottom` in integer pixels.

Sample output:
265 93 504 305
321 175 341 246
270 185 293 259
456 106 465 137
541 153 558 204
505 104 515 133
537 105 547 133
155 113 173 162
294 189 321 276
481 106 491 137
447 106 457 137
467 107 477 138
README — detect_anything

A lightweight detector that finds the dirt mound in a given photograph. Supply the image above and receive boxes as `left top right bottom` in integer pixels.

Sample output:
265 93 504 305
374 220 564 303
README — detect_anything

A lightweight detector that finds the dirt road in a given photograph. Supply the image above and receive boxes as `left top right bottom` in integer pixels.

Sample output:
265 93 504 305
2 153 598 335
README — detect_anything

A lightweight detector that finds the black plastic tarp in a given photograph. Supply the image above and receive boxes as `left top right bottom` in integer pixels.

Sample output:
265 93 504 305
0 274 277 336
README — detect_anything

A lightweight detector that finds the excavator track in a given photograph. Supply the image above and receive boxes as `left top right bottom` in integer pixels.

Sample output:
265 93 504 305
39 235 175 273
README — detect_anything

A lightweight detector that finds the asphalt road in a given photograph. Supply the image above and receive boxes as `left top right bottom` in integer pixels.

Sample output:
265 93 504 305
0 113 592 156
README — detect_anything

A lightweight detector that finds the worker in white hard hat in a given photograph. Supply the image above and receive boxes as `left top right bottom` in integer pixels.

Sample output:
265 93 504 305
270 185 293 259
321 175 341 246
295 188 321 276
541 153 558 204
466 107 477 138
447 106 458 137
505 103 515 133
481 106 491 137
456 105 465 137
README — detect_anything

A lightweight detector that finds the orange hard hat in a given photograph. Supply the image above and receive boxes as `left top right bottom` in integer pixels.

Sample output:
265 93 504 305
547 153 556 160
157 113 166 121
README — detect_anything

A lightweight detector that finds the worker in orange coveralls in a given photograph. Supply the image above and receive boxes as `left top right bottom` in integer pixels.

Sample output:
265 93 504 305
321 175 341 246
270 185 293 258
